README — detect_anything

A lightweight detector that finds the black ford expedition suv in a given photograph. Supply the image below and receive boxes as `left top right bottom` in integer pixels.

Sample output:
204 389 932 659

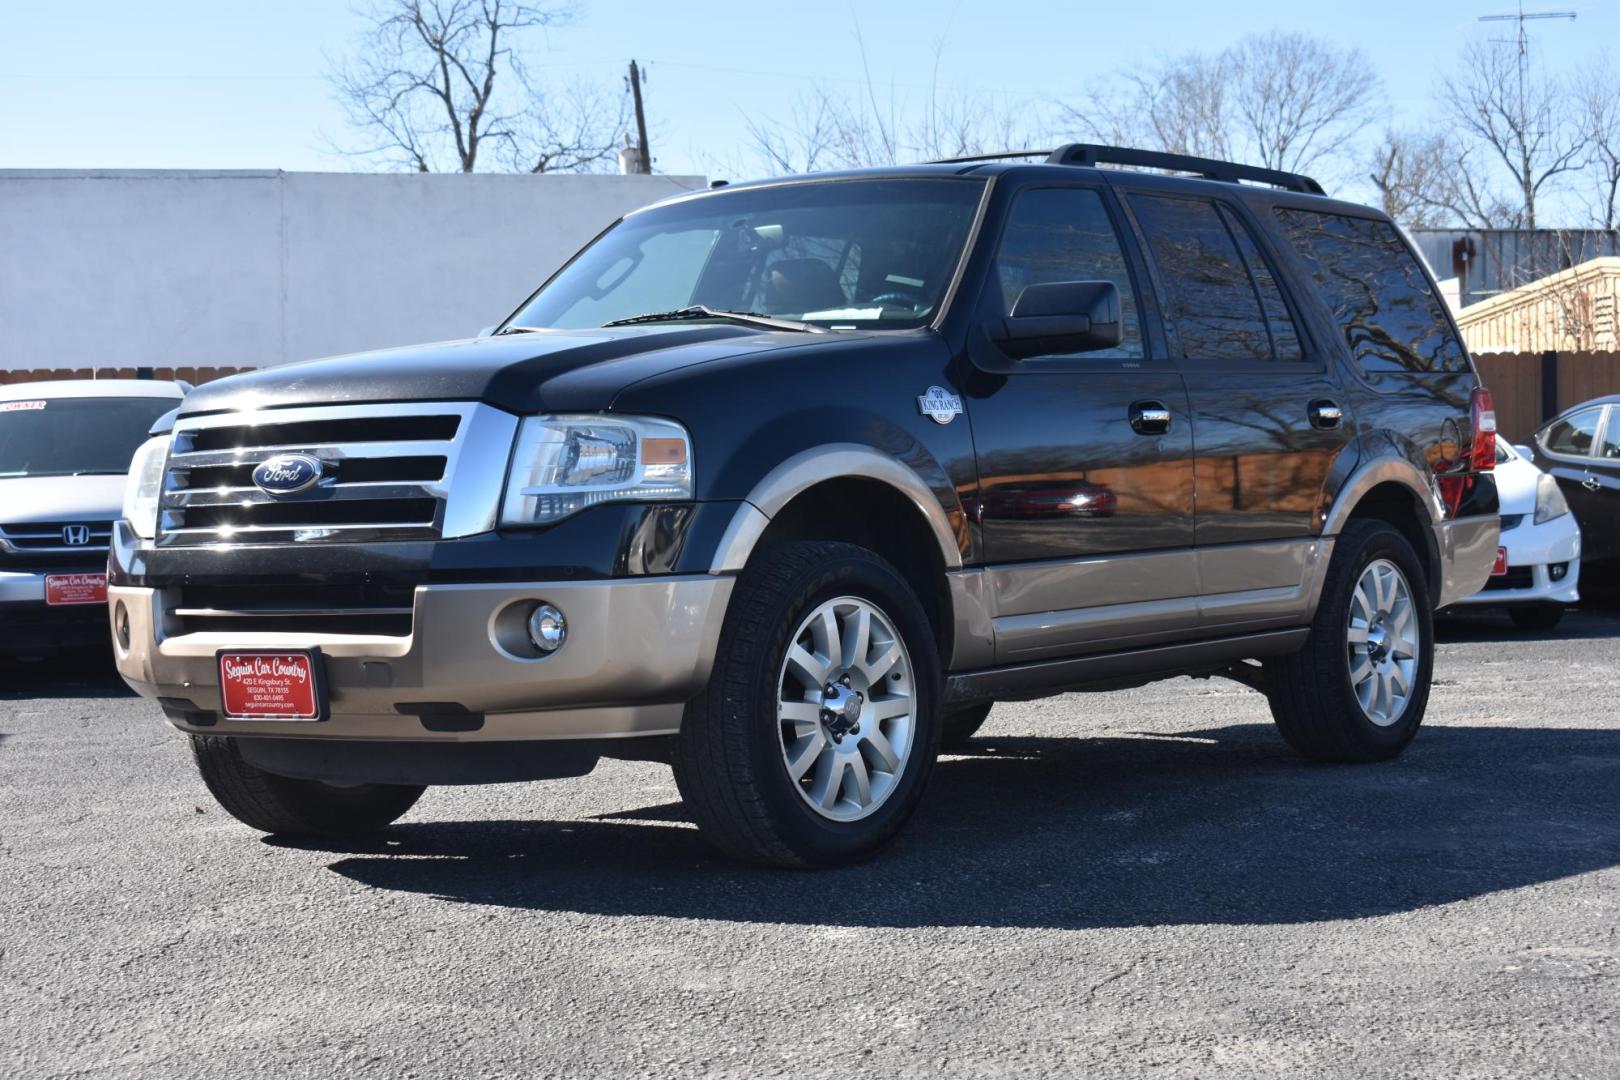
113 145 1499 867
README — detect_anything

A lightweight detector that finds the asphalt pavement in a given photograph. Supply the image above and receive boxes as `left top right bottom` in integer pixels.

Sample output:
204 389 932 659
3 608 1619 1077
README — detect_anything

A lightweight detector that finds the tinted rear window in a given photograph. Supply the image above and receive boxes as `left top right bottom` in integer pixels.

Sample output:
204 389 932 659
1274 209 1470 375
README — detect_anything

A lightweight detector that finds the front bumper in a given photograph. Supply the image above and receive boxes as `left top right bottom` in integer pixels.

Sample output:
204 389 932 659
112 575 734 741
0 570 112 652
1450 513 1582 607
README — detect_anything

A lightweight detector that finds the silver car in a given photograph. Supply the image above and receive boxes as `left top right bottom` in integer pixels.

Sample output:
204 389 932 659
1 379 185 656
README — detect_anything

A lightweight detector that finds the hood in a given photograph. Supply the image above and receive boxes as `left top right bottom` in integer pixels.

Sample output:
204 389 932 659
179 325 838 417
0 475 127 524
1494 453 1541 515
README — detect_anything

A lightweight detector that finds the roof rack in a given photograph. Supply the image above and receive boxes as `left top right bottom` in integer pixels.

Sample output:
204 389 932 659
928 149 1052 165
1043 144 1325 195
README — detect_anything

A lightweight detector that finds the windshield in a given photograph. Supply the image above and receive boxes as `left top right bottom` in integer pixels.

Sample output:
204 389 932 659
507 178 986 332
0 396 173 478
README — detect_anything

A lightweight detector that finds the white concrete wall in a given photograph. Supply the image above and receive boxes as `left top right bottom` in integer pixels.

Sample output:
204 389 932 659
0 170 704 371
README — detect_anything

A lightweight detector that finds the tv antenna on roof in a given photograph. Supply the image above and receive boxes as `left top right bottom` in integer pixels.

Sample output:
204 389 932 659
1479 2 1575 59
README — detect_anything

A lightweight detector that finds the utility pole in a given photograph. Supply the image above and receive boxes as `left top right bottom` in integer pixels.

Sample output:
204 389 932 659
628 60 651 174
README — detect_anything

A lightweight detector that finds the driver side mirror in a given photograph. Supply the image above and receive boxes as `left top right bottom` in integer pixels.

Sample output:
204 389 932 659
992 280 1122 360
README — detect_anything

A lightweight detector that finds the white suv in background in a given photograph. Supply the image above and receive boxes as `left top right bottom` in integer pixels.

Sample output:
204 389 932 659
0 379 186 656
1449 437 1581 630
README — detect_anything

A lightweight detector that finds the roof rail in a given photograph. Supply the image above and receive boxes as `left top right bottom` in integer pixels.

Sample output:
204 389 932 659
1044 143 1325 195
927 149 1052 165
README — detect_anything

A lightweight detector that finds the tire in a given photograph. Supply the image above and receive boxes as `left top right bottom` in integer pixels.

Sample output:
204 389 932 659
1264 520 1434 763
1509 603 1565 631
189 734 424 836
940 702 993 748
674 540 942 868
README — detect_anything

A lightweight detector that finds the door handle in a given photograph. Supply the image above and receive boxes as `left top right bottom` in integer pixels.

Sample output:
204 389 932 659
1129 401 1172 435
1583 476 1602 492
1309 399 1343 429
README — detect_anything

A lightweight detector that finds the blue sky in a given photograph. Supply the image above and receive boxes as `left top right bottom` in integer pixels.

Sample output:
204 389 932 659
3 1 1613 216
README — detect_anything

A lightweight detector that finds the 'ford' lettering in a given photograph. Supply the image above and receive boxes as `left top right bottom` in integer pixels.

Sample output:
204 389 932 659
252 454 324 496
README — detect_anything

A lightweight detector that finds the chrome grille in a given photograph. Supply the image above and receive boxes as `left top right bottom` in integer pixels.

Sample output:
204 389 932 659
0 520 113 555
157 402 518 546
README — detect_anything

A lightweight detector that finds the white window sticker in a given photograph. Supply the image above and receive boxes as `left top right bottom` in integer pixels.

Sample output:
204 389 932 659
0 400 47 412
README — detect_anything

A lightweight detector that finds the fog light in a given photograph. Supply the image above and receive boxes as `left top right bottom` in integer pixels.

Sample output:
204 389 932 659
526 603 566 653
114 601 130 649
1549 562 1568 582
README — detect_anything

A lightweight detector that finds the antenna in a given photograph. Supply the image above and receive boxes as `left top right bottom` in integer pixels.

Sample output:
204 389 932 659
1478 2 1575 59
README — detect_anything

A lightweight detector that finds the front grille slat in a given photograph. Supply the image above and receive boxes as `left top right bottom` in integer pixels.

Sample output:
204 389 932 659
165 483 443 509
171 582 418 637
156 403 512 548
0 520 113 556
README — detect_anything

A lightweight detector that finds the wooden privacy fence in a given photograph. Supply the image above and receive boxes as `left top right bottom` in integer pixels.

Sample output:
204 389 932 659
1472 351 1620 444
0 366 252 387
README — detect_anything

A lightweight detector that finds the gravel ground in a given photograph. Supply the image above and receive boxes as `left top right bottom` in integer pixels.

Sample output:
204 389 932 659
3 608 1619 1078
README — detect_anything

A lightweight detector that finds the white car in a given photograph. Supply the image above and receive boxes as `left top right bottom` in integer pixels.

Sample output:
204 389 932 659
1 379 186 655
1449 437 1580 629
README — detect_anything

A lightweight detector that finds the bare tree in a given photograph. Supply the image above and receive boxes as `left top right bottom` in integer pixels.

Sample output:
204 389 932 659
742 80 1044 175
1368 131 1451 227
1440 37 1588 230
1576 53 1620 229
1064 32 1377 178
1226 32 1380 173
1065 51 1232 162
329 0 624 173
1367 130 1521 229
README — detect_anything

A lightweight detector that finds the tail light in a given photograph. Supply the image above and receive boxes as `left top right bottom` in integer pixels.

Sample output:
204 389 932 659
1470 386 1496 472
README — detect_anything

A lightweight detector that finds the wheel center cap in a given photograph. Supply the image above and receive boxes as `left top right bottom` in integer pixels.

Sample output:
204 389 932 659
820 681 865 739
1367 619 1390 662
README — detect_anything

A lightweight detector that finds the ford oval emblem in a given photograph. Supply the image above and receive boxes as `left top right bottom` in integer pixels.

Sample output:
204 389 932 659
252 453 324 496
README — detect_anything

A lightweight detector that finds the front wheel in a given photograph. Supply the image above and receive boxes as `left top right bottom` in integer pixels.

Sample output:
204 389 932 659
674 541 941 867
190 735 425 836
1264 520 1434 762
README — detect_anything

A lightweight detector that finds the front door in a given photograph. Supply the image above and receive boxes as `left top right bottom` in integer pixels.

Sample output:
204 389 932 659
964 185 1196 662
1538 404 1620 564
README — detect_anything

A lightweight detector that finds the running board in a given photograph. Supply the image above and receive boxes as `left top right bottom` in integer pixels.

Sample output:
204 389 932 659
943 628 1308 706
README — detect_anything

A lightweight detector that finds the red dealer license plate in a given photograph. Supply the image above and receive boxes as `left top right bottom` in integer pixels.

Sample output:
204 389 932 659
45 573 108 606
217 650 326 721
1492 547 1509 577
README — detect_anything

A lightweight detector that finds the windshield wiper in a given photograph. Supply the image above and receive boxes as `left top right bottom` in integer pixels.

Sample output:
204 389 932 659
602 306 827 334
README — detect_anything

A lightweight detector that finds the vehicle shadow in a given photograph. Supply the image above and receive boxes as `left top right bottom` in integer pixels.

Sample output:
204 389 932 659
1435 607 1620 644
286 722 1620 930
0 650 135 700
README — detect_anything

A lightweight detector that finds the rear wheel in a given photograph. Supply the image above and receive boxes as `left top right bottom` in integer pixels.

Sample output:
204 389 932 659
1265 520 1434 762
190 735 424 836
1509 603 1565 631
940 702 993 748
674 541 941 867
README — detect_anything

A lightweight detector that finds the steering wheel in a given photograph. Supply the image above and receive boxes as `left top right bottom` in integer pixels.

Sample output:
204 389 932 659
867 290 924 312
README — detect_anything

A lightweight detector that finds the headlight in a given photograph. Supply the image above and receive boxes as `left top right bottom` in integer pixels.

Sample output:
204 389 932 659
1533 472 1570 525
500 415 692 527
123 435 171 539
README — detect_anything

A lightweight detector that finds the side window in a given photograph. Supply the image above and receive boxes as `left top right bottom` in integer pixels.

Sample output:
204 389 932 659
1541 407 1604 457
992 187 1143 358
1129 195 1300 362
1601 410 1620 460
1275 208 1471 375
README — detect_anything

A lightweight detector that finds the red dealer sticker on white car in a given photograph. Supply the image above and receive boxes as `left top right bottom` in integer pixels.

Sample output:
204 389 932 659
217 650 325 721
45 573 108 606
1492 547 1509 576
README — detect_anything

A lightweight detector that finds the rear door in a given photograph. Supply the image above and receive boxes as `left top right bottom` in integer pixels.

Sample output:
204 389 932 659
1116 187 1352 615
